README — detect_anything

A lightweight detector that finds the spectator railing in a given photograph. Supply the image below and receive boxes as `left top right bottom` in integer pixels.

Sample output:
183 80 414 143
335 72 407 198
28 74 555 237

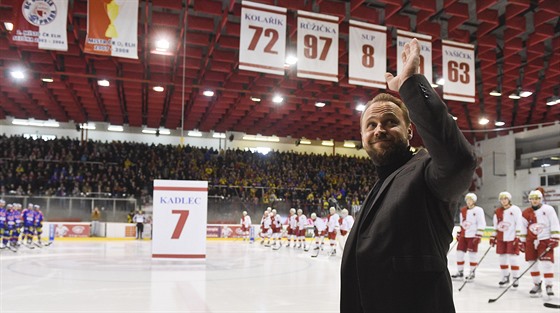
0 195 137 223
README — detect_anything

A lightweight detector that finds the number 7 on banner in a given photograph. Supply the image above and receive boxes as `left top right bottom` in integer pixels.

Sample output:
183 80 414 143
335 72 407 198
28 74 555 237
171 210 189 239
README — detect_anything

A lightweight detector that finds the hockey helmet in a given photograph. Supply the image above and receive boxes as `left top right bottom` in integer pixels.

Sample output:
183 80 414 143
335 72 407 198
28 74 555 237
311 213 317 219
498 192 512 201
329 207 336 214
465 193 477 202
528 190 543 200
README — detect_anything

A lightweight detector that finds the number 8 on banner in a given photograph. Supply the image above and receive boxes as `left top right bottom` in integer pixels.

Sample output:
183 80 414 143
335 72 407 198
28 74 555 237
239 1 287 76
442 40 475 103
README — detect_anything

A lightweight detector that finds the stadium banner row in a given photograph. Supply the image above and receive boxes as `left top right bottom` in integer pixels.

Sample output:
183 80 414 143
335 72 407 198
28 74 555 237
239 0 475 102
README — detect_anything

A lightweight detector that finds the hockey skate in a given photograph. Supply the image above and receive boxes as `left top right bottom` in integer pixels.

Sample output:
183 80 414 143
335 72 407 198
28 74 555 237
530 282 542 297
499 275 509 287
451 271 464 279
0 242 5 249
465 271 475 282
329 249 337 256
546 285 554 296
512 277 519 288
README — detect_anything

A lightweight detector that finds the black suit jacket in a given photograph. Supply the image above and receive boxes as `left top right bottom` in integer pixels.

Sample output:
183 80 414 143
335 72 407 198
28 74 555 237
340 74 477 313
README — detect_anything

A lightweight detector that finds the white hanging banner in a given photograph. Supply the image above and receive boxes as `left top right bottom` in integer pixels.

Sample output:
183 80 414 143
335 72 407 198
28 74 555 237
397 30 432 84
11 0 68 51
152 180 208 259
239 1 287 76
348 20 387 89
442 40 476 102
297 10 339 82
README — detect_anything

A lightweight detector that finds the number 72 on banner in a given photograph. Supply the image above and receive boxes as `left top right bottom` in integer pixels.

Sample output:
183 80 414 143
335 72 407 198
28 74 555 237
239 1 287 76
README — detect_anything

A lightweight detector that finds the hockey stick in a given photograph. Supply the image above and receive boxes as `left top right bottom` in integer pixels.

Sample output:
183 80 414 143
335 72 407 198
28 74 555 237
33 241 43 248
311 246 321 258
304 233 315 252
447 240 458 255
489 246 553 303
544 303 560 309
458 245 493 291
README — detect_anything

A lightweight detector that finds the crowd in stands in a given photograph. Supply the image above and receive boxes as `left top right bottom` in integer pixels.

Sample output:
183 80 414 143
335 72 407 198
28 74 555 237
0 135 377 212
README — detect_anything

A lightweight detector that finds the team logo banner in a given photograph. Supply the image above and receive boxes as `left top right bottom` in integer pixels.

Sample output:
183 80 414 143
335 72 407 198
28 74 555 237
11 0 68 51
239 1 287 76
297 10 339 82
84 0 138 59
442 40 475 102
397 30 432 84
152 180 208 259
348 20 387 89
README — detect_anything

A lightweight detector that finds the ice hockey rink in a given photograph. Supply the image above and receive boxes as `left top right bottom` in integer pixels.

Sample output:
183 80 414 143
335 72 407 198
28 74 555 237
1 239 559 313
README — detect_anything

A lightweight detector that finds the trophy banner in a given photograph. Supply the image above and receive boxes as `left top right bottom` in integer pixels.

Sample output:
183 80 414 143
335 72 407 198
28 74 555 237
10 0 68 51
84 0 138 59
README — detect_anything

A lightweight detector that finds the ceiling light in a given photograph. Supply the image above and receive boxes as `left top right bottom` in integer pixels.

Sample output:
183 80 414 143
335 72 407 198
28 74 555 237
10 70 24 79
155 39 170 51
436 78 445 85
80 123 96 130
546 97 559 106
41 77 54 83
508 93 521 100
452 116 458 120
355 104 366 112
272 95 283 103
478 117 490 125
489 90 501 97
495 121 505 127
315 102 326 108
203 90 214 97
321 140 334 146
212 132 226 139
153 86 164 92
108 125 123 132
285 55 298 65
242 134 280 142
97 79 110 87
430 83 439 88
541 163 551 168
12 118 59 127
250 96 261 102
343 141 356 148
188 130 203 137
299 139 311 145
4 22 14 31
519 91 532 98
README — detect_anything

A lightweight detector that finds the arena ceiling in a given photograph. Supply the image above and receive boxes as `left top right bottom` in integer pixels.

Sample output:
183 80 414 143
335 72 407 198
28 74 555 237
0 0 558 145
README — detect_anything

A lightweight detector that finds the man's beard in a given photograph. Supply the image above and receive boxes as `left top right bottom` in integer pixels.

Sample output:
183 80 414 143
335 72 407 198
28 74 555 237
365 138 409 166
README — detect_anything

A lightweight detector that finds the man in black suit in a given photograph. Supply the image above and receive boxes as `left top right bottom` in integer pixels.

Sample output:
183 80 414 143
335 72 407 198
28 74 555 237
340 39 477 312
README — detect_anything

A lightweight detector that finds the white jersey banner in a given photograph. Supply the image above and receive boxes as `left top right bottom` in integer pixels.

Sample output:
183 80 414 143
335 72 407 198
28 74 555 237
442 40 476 102
239 1 287 75
348 20 387 89
152 180 207 259
297 10 339 82
397 30 432 84
11 0 68 51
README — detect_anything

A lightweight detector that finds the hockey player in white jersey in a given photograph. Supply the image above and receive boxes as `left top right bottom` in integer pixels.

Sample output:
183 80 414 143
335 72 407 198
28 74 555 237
327 207 340 256
286 208 297 247
240 211 252 242
259 210 271 245
310 213 327 253
520 190 560 297
490 191 523 287
296 209 307 249
270 209 282 248
452 193 486 280
338 209 354 251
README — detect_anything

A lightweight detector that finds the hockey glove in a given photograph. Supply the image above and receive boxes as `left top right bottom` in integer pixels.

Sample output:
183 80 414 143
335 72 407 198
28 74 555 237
519 241 526 253
489 236 496 247
472 235 481 246
548 238 559 248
